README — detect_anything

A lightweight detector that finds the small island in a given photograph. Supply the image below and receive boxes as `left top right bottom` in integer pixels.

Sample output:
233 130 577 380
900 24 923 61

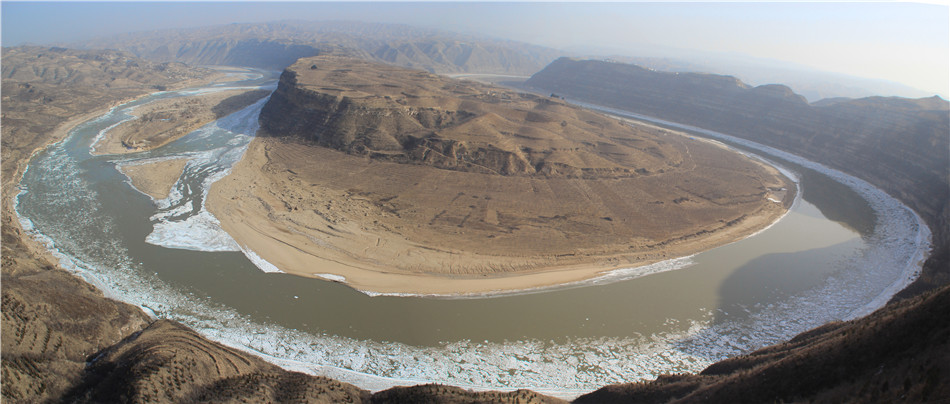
92 89 270 155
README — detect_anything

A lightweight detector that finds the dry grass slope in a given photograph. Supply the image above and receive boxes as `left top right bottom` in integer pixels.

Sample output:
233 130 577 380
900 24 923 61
210 55 791 287
3 46 948 404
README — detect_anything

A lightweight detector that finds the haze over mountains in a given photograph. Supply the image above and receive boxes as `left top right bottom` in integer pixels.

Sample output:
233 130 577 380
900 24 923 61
76 21 562 75
526 57 950 297
2 9 949 403
599 53 937 102
68 20 943 102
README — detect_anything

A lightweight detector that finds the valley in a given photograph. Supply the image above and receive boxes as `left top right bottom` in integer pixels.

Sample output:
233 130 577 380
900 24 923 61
207 55 792 294
1 12 947 402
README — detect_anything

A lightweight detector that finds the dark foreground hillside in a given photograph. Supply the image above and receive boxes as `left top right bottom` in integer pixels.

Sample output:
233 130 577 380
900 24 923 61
575 284 950 403
3 47 949 403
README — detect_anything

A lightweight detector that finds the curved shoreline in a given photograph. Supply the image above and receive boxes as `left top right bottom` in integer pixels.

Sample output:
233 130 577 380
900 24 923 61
11 75 933 399
578 100 933 316
208 129 796 297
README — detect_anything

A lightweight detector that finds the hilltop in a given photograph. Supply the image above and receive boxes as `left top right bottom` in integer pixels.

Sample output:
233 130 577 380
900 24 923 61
4 47 947 403
207 55 792 293
525 57 950 296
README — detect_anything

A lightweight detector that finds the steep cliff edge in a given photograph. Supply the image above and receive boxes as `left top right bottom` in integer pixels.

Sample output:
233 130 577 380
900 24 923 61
258 55 698 179
5 48 948 403
216 55 791 283
527 57 950 294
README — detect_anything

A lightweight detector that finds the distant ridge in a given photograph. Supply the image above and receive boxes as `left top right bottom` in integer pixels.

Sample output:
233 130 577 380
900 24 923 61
527 57 950 297
76 20 563 74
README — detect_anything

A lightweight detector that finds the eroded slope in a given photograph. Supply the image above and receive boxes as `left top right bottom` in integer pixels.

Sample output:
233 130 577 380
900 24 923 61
209 55 792 292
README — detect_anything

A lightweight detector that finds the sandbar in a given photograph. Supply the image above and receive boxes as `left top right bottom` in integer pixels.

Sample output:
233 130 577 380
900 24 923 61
92 88 269 155
118 158 190 200
207 135 794 296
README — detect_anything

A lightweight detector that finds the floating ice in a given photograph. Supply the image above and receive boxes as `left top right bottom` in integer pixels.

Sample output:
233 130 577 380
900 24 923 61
146 209 240 251
314 273 347 282
12 71 932 400
241 247 283 273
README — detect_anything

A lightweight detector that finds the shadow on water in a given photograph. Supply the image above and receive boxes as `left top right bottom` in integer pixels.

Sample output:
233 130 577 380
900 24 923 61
797 167 876 237
701 158 876 328
18 68 903 388
671 240 863 364
710 240 862 326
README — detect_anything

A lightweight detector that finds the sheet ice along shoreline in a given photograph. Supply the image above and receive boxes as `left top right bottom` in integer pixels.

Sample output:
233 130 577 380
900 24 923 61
14 69 931 398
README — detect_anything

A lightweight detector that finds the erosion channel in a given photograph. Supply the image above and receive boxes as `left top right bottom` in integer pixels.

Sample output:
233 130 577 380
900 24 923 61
14 67 929 397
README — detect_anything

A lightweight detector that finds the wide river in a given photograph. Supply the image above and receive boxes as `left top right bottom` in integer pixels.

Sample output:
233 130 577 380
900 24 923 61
15 69 930 397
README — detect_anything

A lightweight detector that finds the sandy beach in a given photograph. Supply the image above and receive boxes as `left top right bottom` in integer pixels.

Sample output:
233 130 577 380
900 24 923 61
204 136 793 296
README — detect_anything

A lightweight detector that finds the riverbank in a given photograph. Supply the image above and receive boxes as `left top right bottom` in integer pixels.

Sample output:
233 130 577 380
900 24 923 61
7 79 944 402
117 157 191 200
0 49 229 402
90 88 269 155
205 130 794 296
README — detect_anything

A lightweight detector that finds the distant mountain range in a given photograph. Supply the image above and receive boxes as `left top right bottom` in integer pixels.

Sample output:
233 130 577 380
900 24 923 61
75 20 564 75
4 44 949 404
73 20 940 103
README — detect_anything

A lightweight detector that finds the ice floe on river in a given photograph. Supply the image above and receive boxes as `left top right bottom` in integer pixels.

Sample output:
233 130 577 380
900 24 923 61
12 75 932 400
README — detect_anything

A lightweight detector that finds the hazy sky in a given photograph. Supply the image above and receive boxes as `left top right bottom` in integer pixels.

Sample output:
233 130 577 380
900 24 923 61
2 2 947 96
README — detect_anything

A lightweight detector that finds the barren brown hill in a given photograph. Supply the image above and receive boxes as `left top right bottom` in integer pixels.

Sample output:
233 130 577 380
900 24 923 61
1 46 217 402
526 57 950 297
5 46 948 404
208 55 792 293
575 283 950 403
0 46 219 185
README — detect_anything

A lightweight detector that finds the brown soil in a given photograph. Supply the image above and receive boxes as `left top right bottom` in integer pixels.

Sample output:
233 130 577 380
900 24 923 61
575 284 950 403
118 158 190 200
208 56 794 294
3 46 947 404
1 46 216 402
92 89 270 155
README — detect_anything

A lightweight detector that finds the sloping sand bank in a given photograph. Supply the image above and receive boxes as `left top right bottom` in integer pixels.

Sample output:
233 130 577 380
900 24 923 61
118 158 189 200
92 89 269 155
206 134 793 296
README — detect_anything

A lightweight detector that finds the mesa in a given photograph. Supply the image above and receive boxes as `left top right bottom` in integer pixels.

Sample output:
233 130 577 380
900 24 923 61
207 55 794 294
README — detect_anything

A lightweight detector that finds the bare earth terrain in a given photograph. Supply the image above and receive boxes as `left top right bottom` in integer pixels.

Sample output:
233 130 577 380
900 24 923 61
2 44 948 403
92 88 269 154
118 158 190 200
207 55 793 294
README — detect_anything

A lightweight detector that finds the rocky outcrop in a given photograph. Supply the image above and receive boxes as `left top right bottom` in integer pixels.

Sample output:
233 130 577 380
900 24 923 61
4 47 948 404
259 55 696 179
527 57 950 294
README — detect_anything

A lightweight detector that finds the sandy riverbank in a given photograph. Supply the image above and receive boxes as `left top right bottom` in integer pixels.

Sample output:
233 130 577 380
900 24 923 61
3 70 233 287
205 134 794 296
91 88 269 155
118 158 190 200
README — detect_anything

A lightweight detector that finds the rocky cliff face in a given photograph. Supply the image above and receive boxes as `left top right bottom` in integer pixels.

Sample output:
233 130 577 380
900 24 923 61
527 57 950 293
259 55 692 179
